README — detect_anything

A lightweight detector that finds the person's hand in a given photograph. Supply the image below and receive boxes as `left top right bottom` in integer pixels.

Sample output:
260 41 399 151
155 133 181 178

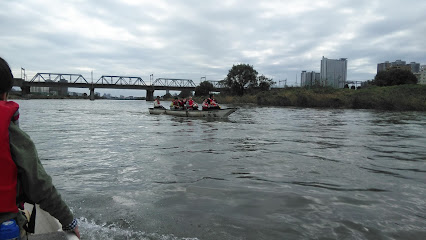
73 225 81 239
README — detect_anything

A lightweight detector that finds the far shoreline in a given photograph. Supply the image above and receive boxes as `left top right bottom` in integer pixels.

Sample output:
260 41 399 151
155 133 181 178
8 92 146 101
200 84 426 112
9 84 426 111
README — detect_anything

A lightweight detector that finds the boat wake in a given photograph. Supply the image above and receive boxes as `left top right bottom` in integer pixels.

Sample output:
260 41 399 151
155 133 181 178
78 217 199 240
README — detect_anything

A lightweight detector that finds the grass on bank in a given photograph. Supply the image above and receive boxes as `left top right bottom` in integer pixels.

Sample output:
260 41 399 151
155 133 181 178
207 84 426 111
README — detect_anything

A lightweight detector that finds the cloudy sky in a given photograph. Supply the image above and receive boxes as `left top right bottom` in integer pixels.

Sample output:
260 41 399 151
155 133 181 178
1 0 425 96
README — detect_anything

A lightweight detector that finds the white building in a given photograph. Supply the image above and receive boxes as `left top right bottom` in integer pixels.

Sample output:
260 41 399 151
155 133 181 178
377 61 391 73
419 65 426 85
30 86 49 94
408 62 421 73
301 71 320 87
320 56 347 88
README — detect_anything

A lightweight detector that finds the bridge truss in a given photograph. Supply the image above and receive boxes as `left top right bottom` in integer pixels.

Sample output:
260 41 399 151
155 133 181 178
24 73 218 90
207 80 226 88
29 73 148 86
95 76 147 86
152 78 196 87
30 73 89 84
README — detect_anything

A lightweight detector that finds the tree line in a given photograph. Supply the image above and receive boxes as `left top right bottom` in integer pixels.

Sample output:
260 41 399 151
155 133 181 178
195 64 275 96
193 63 419 97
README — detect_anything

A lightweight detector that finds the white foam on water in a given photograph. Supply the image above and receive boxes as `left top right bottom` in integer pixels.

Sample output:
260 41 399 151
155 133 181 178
112 195 138 207
78 217 199 240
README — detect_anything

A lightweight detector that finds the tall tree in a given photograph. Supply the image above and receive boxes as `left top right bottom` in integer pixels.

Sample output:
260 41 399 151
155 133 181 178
195 81 214 96
258 74 275 91
178 89 193 98
225 64 258 95
373 69 418 86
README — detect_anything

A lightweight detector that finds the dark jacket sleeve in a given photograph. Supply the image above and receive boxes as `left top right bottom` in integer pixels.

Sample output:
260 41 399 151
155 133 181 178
8 122 74 226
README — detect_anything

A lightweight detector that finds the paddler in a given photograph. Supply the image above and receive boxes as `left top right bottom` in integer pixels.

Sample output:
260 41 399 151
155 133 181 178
186 96 198 110
153 96 165 109
171 97 180 110
207 94 220 109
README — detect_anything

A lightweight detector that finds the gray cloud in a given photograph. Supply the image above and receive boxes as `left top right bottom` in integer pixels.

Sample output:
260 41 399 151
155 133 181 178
1 0 425 95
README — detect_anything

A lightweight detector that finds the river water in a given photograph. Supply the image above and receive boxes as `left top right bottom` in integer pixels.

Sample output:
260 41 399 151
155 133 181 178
14 99 426 240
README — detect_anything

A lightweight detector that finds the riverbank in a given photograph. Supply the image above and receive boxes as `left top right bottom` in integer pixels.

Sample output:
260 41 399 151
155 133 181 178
9 85 425 111
8 93 88 100
7 92 146 100
210 84 426 111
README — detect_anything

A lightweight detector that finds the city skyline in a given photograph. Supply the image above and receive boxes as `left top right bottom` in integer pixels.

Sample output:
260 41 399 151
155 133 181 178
2 0 425 96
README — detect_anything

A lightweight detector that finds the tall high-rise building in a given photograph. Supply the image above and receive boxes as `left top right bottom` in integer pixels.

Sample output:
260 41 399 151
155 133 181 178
377 60 420 73
377 61 391 73
391 59 406 66
301 71 320 87
320 56 347 88
408 62 420 73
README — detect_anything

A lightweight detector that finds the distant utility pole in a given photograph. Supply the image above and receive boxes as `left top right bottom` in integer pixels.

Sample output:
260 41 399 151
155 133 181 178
21 67 25 80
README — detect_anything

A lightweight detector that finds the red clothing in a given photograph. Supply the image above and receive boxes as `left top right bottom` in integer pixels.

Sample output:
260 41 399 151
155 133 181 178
207 98 218 107
0 101 20 213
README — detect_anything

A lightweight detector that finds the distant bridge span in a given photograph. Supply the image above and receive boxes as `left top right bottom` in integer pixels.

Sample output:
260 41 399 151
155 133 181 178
13 73 224 100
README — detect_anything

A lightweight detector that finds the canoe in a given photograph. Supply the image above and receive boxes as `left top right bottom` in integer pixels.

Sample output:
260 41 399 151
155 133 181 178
149 108 237 118
24 204 79 240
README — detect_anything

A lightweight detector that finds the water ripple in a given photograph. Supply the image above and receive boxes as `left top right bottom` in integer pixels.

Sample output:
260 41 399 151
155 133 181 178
14 100 426 240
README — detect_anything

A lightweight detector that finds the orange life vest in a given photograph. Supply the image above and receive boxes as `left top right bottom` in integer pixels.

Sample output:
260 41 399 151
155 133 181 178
0 101 20 213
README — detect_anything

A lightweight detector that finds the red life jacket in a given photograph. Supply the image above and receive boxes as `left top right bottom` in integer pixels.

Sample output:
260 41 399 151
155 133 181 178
202 100 208 110
188 99 194 106
0 101 19 213
208 98 217 107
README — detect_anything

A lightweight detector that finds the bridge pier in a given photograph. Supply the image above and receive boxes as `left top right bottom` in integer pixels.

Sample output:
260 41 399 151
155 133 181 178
90 88 95 101
12 75 203 101
21 86 30 97
146 89 154 101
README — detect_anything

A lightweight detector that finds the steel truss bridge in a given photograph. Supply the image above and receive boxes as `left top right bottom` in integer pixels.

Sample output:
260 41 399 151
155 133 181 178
207 80 227 88
13 73 222 100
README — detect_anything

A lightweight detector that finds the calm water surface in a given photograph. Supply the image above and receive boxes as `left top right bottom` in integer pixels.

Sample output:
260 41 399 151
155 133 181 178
15 99 426 240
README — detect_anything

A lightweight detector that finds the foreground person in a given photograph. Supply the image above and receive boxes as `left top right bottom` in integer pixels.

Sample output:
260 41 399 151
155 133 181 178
0 57 80 239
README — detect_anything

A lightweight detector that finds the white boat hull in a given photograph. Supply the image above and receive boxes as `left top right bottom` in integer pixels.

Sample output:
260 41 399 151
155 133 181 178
149 108 237 118
24 204 78 240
